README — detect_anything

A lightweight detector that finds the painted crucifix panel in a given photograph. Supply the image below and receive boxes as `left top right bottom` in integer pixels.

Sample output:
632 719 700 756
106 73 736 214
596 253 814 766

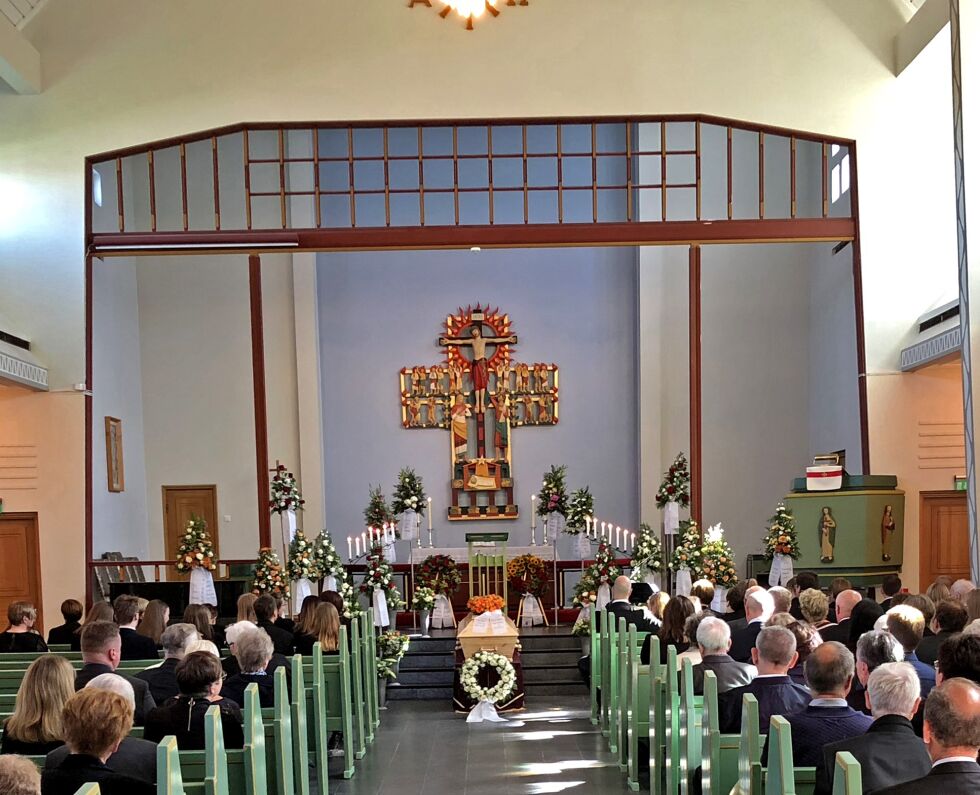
399 304 559 521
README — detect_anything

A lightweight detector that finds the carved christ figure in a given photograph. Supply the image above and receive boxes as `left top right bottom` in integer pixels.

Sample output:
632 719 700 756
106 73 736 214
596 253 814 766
439 325 518 414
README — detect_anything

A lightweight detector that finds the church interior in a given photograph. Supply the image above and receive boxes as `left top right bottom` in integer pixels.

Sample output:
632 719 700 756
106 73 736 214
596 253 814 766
1 1 979 794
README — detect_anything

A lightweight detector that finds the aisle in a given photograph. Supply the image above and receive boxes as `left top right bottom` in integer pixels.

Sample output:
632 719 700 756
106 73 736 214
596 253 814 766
329 694 628 794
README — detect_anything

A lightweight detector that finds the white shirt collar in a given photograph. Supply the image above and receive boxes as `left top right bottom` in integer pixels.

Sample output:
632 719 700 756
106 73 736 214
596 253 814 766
933 756 979 767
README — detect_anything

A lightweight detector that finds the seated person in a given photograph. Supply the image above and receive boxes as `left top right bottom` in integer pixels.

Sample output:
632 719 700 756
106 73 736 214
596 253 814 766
0 755 41 795
221 628 277 708
768 586 793 617
40 689 155 795
144 651 244 750
886 604 936 698
274 595 295 633
729 588 774 663
606 576 654 633
723 580 750 628
720 626 810 734
70 602 114 652
1 656 75 755
935 633 980 685
46 600 83 647
788 571 820 620
818 662 931 795
849 628 903 713
641 596 694 665
784 621 821 686
134 600 169 649
75 621 156 726
691 580 716 615
112 595 159 661
879 573 902 611
294 602 341 657
221 621 291 682
799 588 835 630
691 615 757 694
135 623 199 703
46 674 156 786
254 594 295 656
0 602 48 653
918 600 969 667
870 678 980 794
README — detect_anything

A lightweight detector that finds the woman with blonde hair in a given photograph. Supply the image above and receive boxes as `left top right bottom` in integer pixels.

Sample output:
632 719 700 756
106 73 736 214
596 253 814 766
0 655 75 754
71 600 114 651
236 593 258 624
294 602 341 656
926 580 951 605
182 604 214 643
135 599 169 647
647 591 670 626
798 588 835 629
0 602 47 654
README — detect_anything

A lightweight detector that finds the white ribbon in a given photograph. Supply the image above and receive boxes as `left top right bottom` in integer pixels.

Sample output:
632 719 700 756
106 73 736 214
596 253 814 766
675 567 693 596
664 501 680 535
373 587 390 627
770 553 794 587
383 541 397 564
596 582 612 611
432 594 456 628
520 594 545 627
711 586 728 613
466 699 508 723
399 510 418 540
488 610 507 634
546 512 566 537
473 612 491 633
644 571 661 593
322 574 338 593
189 567 217 606
294 577 313 613
574 533 593 560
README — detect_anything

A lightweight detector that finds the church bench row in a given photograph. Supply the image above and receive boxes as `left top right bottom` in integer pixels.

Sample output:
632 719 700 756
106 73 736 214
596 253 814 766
589 609 865 795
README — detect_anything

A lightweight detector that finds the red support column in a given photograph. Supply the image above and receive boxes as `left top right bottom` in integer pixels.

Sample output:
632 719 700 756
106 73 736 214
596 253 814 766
689 245 703 528
249 254 272 549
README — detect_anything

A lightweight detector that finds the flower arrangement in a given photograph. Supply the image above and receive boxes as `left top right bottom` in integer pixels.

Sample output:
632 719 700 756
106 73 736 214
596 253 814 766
460 650 516 704
174 516 217 573
669 519 702 572
572 540 620 608
364 485 395 532
571 616 591 637
286 529 317 581
630 522 664 578
506 554 548 597
763 503 800 560
411 586 436 612
536 464 569 517
655 452 691 509
339 579 364 620
417 554 462 595
270 463 305 515
391 467 426 517
376 630 410 680
359 543 403 611
252 547 289 599
699 524 739 588
467 594 505 615
310 531 345 579
564 486 595 534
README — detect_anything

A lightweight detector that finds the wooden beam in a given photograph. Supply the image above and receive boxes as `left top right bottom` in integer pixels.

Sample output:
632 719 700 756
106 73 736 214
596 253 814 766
0 15 40 93
849 144 871 473
249 254 271 549
689 245 703 528
895 0 950 76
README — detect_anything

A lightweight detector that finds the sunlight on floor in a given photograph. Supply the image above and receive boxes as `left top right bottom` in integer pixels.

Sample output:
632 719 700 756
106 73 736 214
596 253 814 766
525 782 587 793
515 759 608 776
504 729 586 741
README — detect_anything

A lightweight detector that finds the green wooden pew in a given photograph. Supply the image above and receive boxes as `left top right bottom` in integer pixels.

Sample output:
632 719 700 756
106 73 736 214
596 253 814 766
299 650 330 793
679 656 705 795
349 620 367 759
734 694 763 795
203 705 229 795
357 612 377 739
598 610 610 735
159 735 193 795
72 785 100 795
763 716 816 795
699 670 749 795
589 607 600 725
626 629 653 791
831 752 862 795
290 656 312 795
364 611 380 732
618 622 649 773
302 635 355 779
647 634 666 795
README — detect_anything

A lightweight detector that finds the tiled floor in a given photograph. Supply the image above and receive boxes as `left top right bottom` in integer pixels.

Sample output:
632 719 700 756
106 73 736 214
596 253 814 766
328 694 628 794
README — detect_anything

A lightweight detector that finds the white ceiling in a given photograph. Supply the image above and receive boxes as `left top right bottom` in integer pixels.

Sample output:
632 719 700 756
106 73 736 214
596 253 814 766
0 0 45 30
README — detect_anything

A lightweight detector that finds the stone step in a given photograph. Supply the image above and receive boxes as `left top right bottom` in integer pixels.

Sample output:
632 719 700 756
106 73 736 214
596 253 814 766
399 653 456 670
519 650 585 666
386 683 453 701
396 668 456 686
406 637 456 653
519 635 583 652
523 682 589 696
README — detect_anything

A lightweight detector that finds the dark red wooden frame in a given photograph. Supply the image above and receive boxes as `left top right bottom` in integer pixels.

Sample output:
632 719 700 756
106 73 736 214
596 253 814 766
82 114 866 606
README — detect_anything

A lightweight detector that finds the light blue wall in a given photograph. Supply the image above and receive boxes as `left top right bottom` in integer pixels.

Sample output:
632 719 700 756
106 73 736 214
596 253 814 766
317 247 639 558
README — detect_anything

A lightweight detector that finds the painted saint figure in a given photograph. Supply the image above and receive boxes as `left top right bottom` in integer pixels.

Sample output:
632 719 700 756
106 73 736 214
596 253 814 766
450 393 471 462
440 325 518 414
881 504 896 562
818 506 837 563
492 394 510 460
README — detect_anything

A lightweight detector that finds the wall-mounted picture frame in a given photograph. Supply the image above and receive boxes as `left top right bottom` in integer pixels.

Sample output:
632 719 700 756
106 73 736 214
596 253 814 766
105 416 124 492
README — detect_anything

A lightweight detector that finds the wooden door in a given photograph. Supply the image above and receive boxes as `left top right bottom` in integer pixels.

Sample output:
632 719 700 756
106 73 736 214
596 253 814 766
919 490 970 590
163 486 219 581
0 513 43 632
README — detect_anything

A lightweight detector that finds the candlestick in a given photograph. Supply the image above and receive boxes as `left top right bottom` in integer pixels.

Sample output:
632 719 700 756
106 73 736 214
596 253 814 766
355 536 361 557
416 514 422 548
616 526 621 548
347 537 353 560
427 497 433 531
531 495 537 528
601 521 607 540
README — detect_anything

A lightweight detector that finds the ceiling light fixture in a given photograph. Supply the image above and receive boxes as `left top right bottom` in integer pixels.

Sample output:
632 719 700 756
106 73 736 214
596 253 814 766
410 0 529 31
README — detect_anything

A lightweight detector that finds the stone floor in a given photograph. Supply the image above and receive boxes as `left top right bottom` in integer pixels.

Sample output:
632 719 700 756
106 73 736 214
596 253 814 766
327 694 628 794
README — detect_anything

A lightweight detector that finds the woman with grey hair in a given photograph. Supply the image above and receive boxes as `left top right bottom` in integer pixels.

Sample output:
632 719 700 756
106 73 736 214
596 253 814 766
220 628 275 707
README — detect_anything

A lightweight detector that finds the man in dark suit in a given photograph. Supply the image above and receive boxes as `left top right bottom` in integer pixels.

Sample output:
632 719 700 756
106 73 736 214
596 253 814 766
722 580 749 629
768 642 871 783
849 629 903 713
789 571 819 620
918 600 969 667
605 576 654 633
691 616 756 695
254 594 295 656
135 623 199 703
936 633 980 684
818 662 930 795
887 604 936 698
879 573 902 612
729 587 773 663
75 621 156 726
48 671 156 784
819 589 861 645
628 581 654 607
720 626 810 734
113 594 160 661
871 678 980 795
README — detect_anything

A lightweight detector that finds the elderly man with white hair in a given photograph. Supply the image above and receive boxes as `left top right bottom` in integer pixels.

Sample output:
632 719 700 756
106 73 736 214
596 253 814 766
136 622 199 703
951 578 976 603
44 674 156 785
729 587 774 663
220 620 292 685
818 662 932 795
690 616 757 695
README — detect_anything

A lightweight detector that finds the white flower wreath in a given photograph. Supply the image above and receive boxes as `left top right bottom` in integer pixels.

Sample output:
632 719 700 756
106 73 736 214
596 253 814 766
460 650 517 704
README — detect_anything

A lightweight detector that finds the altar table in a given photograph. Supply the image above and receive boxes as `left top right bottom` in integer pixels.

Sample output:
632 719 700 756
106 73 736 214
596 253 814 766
410 545 555 563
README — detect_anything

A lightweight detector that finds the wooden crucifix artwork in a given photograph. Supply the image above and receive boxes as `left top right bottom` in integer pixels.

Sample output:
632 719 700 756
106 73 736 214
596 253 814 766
399 304 559 521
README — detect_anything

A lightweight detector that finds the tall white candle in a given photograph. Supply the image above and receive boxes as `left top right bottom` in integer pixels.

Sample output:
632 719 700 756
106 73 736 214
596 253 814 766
531 495 537 528
616 526 622 548
631 532 636 549
601 521 607 540
427 497 433 530
355 536 361 557
362 530 367 551
348 537 353 560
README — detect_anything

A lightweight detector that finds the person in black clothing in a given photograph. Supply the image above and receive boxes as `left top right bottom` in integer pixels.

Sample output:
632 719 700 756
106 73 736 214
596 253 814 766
47 600 84 647
722 581 749 629
220 621 291 685
918 600 969 667
641 595 694 665
294 602 342 657
729 588 774 663
879 573 902 612
144 651 244 750
254 594 295 656
273 595 296 634
0 601 48 653
606 576 655 634
0 655 75 756
69 602 114 652
40 688 154 795
74 621 156 726
788 571 819 620
135 623 199 704
112 595 159 661
221 626 276 708
849 628 903 713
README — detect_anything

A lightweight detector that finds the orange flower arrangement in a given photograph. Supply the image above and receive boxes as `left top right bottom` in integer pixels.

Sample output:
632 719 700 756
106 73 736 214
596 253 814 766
467 594 505 614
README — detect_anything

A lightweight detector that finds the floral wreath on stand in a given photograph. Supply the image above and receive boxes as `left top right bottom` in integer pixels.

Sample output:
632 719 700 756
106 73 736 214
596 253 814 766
630 522 664 579
460 650 517 704
537 464 569 518
175 517 218 573
571 540 620 608
506 554 548 597
655 453 691 509
311 531 344 580
270 464 305 514
417 554 463 595
252 547 290 599
564 486 594 535
467 594 505 615
359 545 403 610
